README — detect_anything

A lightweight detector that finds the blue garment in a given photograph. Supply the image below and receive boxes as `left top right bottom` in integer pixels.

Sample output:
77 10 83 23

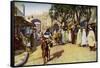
25 27 33 35
44 32 51 36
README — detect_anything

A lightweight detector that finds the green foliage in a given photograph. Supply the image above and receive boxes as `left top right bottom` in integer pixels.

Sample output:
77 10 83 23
49 4 93 28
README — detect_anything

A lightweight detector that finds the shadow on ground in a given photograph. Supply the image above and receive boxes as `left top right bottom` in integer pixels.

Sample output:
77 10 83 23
48 50 64 62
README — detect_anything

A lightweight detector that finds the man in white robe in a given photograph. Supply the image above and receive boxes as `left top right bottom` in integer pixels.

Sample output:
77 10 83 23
76 28 82 46
61 29 65 44
68 29 72 43
65 30 68 43
87 27 96 51
81 28 87 47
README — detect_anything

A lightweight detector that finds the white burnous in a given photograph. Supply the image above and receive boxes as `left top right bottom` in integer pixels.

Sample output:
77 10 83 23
87 28 96 48
68 29 72 43
65 30 68 43
81 28 87 46
61 29 65 43
76 28 82 45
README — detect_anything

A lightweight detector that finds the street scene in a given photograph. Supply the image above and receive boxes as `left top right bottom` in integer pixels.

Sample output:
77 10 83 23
12 2 97 66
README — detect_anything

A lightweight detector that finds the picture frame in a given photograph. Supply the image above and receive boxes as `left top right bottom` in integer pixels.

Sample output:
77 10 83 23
11 1 98 67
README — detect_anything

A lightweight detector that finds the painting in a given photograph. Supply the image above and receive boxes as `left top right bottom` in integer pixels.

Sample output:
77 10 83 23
11 1 97 67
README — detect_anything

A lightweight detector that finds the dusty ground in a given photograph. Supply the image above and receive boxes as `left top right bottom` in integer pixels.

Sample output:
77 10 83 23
15 43 96 66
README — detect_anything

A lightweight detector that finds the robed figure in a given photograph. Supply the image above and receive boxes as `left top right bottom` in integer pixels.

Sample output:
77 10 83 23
87 27 96 51
81 28 87 47
68 29 72 43
76 28 82 46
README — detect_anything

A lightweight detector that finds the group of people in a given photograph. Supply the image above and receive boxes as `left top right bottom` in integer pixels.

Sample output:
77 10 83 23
14 24 97 64
51 25 96 51
76 25 96 51
40 24 96 53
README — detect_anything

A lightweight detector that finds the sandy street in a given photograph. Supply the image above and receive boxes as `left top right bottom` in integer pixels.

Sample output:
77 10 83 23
15 43 96 66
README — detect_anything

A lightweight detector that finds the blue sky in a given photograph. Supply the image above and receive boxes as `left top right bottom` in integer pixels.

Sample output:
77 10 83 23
15 2 51 16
